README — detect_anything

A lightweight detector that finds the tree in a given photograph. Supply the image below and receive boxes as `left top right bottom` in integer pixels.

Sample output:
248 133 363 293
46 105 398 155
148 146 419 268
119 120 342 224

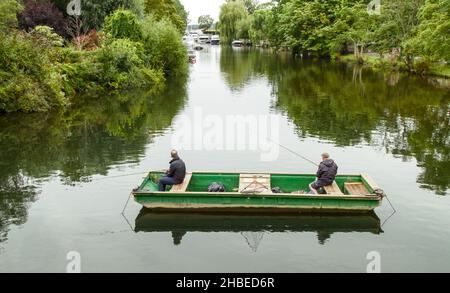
141 17 188 75
17 0 69 38
236 16 251 40
219 0 249 44
75 0 144 32
143 0 188 32
274 0 348 55
249 8 272 46
103 8 143 41
243 0 259 14
331 3 379 62
404 0 450 62
372 0 424 68
198 15 214 30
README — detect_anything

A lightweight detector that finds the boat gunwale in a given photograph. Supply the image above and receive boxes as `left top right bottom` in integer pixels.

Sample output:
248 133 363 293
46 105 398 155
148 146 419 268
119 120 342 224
132 190 381 200
133 171 383 201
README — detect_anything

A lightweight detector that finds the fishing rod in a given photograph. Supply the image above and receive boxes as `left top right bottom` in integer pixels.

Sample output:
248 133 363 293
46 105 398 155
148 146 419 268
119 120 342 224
92 171 149 181
266 137 319 167
269 137 398 226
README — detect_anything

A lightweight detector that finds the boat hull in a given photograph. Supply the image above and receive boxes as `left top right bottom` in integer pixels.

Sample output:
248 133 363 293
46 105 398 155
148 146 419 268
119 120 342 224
134 195 381 213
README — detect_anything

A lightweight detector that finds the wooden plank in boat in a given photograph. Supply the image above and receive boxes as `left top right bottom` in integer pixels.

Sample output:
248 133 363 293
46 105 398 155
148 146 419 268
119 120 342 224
344 182 369 196
324 181 344 195
239 174 272 194
170 173 192 193
361 173 379 190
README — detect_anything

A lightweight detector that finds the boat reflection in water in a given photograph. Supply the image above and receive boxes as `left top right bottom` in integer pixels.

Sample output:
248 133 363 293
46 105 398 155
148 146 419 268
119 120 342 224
134 209 383 250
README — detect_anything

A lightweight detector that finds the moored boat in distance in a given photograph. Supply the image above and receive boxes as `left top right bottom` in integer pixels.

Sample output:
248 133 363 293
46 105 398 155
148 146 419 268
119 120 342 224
187 49 196 63
211 35 220 45
232 40 244 47
132 171 385 213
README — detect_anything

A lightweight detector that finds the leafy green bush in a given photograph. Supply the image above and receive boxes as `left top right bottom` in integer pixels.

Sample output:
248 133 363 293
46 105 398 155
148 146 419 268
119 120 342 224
141 17 187 75
0 32 67 113
0 0 21 32
103 8 143 42
95 38 164 90
31 25 65 47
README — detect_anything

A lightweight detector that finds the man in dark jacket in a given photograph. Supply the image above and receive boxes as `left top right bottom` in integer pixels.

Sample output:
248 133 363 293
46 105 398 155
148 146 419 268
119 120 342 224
309 153 338 194
158 150 186 192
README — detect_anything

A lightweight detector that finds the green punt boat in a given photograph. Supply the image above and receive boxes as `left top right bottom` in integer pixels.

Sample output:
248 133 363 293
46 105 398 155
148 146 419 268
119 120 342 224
132 171 384 213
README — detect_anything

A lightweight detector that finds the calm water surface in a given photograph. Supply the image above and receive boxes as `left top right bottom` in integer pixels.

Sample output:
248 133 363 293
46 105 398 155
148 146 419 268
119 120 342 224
0 47 449 272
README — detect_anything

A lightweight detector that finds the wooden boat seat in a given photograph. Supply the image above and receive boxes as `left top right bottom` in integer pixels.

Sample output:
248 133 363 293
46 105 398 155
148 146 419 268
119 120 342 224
170 173 192 193
324 181 344 195
344 182 369 196
239 174 272 194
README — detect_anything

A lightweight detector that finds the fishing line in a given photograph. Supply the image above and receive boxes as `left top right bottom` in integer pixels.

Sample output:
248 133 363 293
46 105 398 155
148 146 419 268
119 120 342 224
266 137 319 167
91 171 149 181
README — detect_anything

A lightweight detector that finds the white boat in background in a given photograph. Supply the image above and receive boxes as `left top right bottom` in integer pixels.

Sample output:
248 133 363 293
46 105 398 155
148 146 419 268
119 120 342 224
211 35 220 45
232 40 244 47
198 35 210 44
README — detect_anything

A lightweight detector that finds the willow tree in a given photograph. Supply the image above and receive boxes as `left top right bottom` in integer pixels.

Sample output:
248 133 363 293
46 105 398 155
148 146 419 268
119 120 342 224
198 15 214 30
219 0 249 44
143 0 188 33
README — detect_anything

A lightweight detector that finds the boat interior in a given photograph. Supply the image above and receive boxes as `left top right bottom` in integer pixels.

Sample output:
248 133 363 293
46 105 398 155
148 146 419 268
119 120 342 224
142 172 376 196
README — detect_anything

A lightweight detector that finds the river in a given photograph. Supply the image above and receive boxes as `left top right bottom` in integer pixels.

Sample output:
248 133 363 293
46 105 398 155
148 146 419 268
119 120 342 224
0 46 449 272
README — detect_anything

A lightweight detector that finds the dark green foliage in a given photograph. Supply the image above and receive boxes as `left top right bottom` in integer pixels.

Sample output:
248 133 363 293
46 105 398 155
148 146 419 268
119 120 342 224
0 0 21 31
141 17 188 75
103 8 144 41
233 0 449 71
96 38 164 89
143 0 188 32
78 0 144 31
0 31 67 113
0 0 188 113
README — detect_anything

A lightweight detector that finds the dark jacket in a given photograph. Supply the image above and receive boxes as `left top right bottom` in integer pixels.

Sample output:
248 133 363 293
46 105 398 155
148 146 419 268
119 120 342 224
316 159 338 184
167 156 186 184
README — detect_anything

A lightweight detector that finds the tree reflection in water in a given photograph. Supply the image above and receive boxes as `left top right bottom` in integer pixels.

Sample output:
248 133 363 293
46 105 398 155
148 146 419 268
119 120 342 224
0 77 188 243
220 48 450 195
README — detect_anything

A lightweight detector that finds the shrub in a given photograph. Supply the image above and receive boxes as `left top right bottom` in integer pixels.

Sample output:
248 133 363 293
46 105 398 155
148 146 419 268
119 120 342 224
95 38 164 89
0 0 21 31
73 29 102 51
0 32 67 113
103 8 143 41
78 0 145 31
141 17 187 75
30 25 65 47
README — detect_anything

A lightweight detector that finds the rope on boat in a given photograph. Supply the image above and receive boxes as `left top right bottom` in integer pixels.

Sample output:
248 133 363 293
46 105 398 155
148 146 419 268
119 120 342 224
121 192 133 215
121 212 135 233
240 176 271 195
381 192 397 228
266 138 319 167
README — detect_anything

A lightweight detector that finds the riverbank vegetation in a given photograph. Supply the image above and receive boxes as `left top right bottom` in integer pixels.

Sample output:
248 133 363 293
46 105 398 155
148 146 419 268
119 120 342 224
219 0 449 77
0 0 188 113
